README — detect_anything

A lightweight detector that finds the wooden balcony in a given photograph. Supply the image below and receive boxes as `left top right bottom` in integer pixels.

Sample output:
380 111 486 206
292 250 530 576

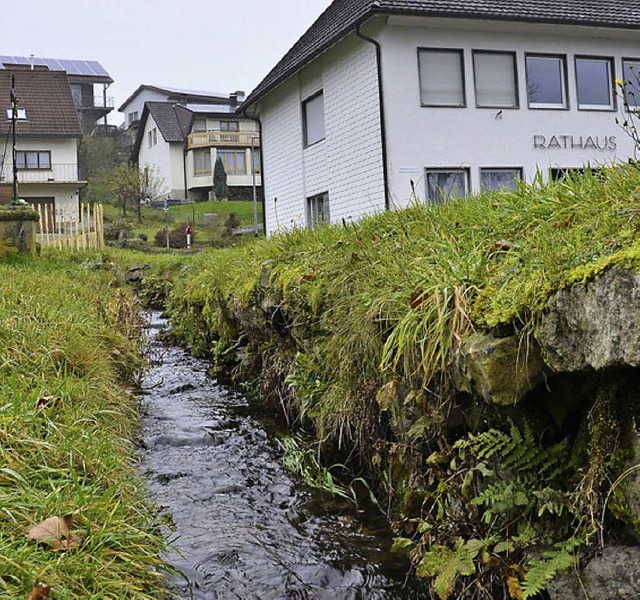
188 131 261 149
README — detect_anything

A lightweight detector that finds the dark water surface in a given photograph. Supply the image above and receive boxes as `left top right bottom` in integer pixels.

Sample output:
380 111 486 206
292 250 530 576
138 314 424 599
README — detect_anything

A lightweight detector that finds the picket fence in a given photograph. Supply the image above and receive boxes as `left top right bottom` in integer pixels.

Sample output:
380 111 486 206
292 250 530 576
31 203 104 251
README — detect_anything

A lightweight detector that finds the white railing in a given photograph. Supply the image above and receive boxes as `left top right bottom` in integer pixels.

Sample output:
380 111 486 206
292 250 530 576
188 131 261 148
31 203 104 251
0 163 82 184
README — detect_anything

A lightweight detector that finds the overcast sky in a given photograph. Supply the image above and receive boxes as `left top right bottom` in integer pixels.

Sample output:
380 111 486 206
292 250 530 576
3 0 334 124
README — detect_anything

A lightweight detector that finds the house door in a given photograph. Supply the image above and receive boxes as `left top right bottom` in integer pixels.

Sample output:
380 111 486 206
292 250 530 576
26 197 55 233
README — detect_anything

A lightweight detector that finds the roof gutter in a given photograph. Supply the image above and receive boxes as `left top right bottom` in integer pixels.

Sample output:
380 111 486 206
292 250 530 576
355 24 390 211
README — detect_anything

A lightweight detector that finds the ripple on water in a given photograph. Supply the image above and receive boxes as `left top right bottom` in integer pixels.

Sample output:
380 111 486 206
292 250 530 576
139 315 424 599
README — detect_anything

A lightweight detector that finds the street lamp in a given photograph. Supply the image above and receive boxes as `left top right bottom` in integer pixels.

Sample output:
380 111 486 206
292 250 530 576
251 136 260 236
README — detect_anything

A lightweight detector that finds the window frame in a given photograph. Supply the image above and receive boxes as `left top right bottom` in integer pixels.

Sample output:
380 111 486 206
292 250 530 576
302 90 326 147
472 50 519 109
193 148 211 176
217 148 247 175
525 53 569 110
16 150 51 170
220 120 240 132
621 58 640 110
479 167 523 192
574 55 616 111
307 192 330 227
418 47 467 108
424 168 469 204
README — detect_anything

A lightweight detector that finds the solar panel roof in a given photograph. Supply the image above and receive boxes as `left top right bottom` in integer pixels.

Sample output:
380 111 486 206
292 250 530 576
0 55 112 80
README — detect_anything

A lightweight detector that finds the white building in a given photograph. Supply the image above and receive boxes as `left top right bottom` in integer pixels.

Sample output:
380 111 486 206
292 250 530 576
240 0 640 235
133 101 261 201
0 66 85 216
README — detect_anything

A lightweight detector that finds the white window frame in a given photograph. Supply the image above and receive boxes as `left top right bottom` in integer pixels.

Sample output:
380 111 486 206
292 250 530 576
307 192 329 226
302 91 325 147
473 50 519 109
193 149 211 176
575 56 615 111
425 168 469 204
622 58 640 110
418 48 466 107
525 54 568 109
479 168 522 191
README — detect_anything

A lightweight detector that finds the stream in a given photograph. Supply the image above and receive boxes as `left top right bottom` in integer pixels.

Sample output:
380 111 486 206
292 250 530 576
138 314 424 599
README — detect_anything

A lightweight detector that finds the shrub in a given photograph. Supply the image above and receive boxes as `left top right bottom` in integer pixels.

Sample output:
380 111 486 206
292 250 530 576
104 218 134 241
154 222 194 249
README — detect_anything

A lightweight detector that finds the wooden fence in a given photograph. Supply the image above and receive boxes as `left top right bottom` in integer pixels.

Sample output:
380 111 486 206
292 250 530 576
32 203 104 251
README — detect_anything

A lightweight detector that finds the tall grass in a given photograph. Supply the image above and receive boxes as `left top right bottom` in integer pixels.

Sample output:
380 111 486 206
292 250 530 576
167 165 640 450
0 252 171 598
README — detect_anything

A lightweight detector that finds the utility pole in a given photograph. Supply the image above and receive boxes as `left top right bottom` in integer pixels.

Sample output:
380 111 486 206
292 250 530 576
11 74 18 203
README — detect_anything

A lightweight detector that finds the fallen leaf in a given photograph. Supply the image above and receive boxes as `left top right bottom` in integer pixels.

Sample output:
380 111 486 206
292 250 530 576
28 583 51 600
35 396 62 410
26 514 83 551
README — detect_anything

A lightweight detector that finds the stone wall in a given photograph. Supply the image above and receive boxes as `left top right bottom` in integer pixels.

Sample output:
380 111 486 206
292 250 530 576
0 207 39 257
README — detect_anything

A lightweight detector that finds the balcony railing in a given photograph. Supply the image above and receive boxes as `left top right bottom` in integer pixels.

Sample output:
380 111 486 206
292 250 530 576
75 96 114 109
0 163 83 184
188 131 261 148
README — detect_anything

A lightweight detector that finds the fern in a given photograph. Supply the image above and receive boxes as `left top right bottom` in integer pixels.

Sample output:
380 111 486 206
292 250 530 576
521 546 576 599
417 540 476 600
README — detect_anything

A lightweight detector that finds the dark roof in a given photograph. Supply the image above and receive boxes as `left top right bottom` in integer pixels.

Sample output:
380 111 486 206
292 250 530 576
118 84 231 112
146 102 190 143
242 0 640 110
0 66 82 138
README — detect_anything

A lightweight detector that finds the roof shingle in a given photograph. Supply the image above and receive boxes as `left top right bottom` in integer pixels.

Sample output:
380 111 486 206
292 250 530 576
0 66 82 138
242 0 640 110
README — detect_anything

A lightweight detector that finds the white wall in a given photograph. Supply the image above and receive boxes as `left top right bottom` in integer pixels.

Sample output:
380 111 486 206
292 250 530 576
138 115 178 199
3 137 81 211
120 89 168 128
379 16 639 205
259 31 385 235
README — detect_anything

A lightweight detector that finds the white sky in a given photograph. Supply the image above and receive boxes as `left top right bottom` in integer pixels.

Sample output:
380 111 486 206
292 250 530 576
3 0 334 124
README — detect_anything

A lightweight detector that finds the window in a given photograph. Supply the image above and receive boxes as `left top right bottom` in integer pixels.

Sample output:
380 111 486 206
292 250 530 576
148 127 157 148
302 91 325 146
575 57 614 110
307 192 329 226
193 149 211 175
425 169 468 204
6 108 26 120
473 51 518 108
419 49 465 107
217 149 246 175
192 118 207 133
480 168 522 191
128 111 139 125
220 120 239 132
16 151 51 170
526 54 568 108
622 59 640 109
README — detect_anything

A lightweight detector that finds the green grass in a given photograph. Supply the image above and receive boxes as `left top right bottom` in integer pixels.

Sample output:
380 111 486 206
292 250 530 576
102 200 263 245
0 251 172 598
166 165 640 443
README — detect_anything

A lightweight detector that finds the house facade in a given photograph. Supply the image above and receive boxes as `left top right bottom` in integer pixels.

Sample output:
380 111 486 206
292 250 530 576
1 56 114 133
0 66 85 215
240 0 640 235
133 101 261 201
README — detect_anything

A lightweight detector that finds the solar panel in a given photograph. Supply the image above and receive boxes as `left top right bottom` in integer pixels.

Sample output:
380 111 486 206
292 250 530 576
0 55 111 79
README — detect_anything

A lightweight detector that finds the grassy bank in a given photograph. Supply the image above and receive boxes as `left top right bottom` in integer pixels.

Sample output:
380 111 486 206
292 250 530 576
0 252 171 598
165 165 640 598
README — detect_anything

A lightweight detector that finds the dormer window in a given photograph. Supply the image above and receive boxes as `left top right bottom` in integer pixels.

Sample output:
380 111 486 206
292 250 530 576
6 108 26 120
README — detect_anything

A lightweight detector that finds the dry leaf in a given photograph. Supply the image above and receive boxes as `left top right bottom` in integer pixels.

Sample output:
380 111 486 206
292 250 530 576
28 583 51 600
26 514 83 551
35 396 62 410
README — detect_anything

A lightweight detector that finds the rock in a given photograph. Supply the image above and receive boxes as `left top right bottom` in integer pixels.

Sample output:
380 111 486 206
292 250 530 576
548 546 640 600
621 432 640 540
536 266 640 372
453 333 547 405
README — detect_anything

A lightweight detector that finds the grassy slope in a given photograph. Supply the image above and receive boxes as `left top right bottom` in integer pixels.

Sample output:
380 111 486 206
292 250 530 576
0 252 171 599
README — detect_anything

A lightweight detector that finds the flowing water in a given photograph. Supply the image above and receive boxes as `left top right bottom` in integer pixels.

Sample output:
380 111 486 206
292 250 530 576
138 314 424 599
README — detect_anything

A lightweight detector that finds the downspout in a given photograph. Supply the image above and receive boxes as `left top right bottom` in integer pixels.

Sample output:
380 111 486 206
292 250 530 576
182 146 188 201
356 24 390 211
